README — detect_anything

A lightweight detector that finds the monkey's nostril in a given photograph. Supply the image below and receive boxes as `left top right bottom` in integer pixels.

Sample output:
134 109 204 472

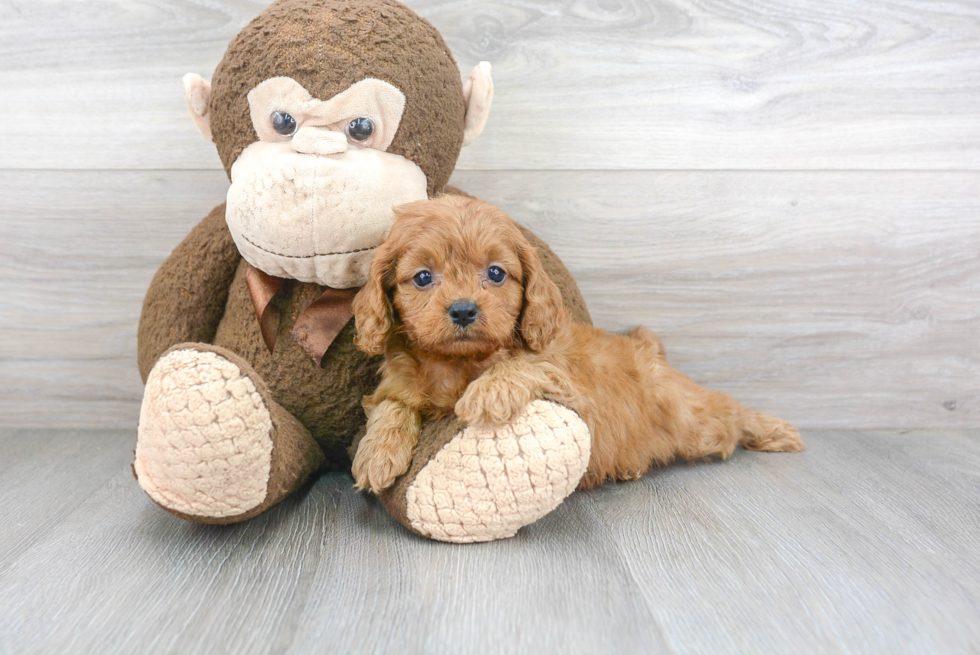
448 300 479 328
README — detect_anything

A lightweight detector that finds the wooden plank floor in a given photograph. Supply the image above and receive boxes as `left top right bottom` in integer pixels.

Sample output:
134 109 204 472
1 429 978 654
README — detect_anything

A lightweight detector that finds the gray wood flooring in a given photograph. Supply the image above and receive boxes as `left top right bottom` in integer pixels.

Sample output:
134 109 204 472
1 429 978 654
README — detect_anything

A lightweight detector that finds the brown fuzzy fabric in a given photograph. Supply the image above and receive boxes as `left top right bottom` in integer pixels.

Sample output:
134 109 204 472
212 258 383 468
209 0 465 196
137 204 241 383
517 225 592 327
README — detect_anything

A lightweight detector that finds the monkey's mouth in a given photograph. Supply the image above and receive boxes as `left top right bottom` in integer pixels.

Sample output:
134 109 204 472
239 233 379 259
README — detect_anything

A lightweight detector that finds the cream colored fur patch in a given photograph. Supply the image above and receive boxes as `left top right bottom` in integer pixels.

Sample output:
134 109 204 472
134 349 274 518
405 400 591 543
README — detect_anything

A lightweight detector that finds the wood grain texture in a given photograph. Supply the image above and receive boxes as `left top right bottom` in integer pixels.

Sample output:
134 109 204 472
2 169 976 430
597 430 980 654
1 429 978 654
0 170 228 430
0 429 136 573
0 0 978 170
451 169 980 430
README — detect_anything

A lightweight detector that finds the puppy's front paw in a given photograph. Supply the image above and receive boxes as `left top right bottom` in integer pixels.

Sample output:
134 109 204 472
455 375 535 426
351 430 415 494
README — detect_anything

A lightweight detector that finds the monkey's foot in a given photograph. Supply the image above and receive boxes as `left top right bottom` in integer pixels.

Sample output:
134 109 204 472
134 344 323 524
378 400 591 543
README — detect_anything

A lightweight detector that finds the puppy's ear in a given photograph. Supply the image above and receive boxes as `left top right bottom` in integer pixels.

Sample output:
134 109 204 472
353 238 399 356
517 238 565 352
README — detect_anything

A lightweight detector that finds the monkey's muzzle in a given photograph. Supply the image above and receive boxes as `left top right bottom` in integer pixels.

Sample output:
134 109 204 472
226 141 428 289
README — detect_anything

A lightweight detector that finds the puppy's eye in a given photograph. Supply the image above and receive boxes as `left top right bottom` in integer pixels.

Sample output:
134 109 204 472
413 270 433 288
271 111 297 136
487 266 506 284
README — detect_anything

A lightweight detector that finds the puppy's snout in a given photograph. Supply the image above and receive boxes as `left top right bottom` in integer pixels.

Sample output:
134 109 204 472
448 300 479 328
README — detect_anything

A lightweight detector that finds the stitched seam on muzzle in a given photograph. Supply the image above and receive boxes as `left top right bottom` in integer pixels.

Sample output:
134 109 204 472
240 233 378 258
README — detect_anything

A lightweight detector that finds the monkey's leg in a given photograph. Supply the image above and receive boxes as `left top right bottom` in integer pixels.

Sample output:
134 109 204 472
374 400 591 543
134 344 324 524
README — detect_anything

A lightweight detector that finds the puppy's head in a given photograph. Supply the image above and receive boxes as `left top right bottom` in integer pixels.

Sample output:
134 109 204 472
353 195 564 358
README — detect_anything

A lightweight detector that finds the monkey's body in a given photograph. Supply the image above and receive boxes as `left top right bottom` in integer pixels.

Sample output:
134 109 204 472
139 205 373 467
133 0 597 541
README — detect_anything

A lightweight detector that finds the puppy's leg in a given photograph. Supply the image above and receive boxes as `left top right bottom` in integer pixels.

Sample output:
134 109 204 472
648 362 804 462
455 358 571 426
352 400 422 494
738 409 806 453
671 387 805 461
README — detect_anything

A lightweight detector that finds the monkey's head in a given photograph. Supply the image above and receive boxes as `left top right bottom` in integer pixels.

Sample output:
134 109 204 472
182 0 493 289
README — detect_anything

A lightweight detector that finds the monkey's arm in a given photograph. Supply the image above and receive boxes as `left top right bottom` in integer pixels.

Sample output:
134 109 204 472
137 203 242 382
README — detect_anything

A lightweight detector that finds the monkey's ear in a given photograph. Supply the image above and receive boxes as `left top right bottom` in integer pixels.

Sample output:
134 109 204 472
462 62 493 147
182 73 213 143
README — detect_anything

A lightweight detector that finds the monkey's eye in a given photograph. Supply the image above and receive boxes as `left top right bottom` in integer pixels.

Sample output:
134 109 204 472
345 117 374 142
271 111 297 136
413 270 433 288
487 266 506 284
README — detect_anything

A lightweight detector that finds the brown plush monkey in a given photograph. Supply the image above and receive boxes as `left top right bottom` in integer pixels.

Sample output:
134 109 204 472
134 0 593 543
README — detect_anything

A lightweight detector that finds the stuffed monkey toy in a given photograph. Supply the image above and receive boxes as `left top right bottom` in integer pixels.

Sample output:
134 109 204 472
134 0 593 543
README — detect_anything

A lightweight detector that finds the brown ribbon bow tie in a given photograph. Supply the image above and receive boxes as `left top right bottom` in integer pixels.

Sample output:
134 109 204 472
245 265 359 367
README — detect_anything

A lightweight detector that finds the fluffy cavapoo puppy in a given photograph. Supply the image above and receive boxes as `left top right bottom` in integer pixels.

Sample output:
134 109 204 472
350 195 804 493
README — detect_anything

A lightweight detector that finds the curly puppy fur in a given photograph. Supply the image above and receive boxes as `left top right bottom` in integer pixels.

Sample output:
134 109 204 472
350 196 804 493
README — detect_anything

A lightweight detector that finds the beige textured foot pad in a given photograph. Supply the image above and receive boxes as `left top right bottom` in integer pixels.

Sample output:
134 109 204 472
405 400 591 543
134 349 274 518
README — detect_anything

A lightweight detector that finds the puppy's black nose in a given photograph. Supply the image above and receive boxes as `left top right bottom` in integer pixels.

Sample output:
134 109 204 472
448 300 479 328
